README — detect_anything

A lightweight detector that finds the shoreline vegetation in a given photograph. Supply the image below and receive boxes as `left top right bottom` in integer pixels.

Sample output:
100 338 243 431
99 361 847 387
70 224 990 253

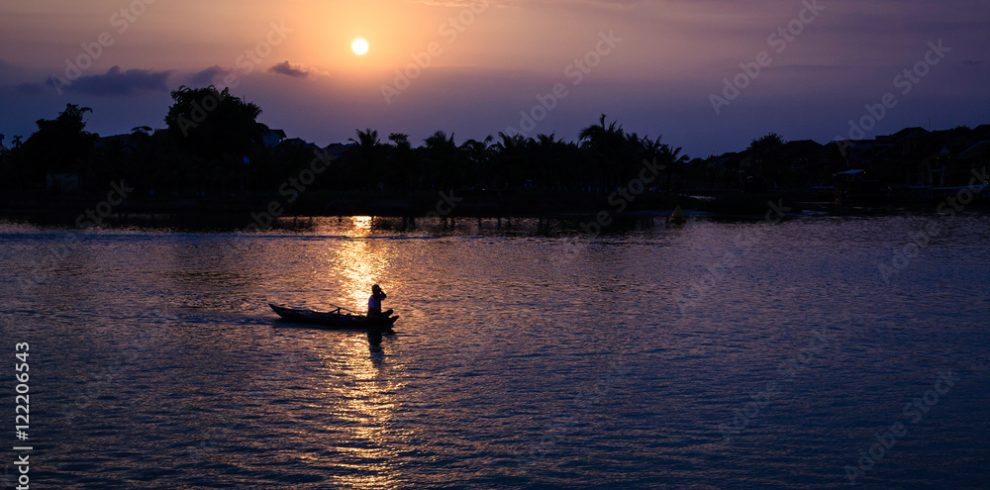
1 85 988 229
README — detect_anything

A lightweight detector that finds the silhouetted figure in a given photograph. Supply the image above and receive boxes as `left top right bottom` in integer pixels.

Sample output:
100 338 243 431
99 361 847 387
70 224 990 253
367 284 392 319
366 284 391 347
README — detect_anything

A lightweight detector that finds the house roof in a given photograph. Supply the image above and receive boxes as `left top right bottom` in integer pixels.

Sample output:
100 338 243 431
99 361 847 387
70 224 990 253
892 127 929 139
960 140 990 161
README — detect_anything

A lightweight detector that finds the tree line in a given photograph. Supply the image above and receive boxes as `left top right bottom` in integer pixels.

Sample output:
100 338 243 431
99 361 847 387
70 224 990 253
0 85 859 196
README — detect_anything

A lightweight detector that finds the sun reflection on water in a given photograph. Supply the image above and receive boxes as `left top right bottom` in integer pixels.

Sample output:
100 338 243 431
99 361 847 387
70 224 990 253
317 335 407 489
339 238 389 311
351 216 373 234
313 221 406 488
297 217 395 312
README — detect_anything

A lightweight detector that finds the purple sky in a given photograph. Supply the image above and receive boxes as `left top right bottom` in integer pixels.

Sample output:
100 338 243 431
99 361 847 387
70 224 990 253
1 0 988 156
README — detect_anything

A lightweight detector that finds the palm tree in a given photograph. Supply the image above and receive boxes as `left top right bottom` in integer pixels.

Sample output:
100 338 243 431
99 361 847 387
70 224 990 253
348 129 383 190
579 114 626 190
383 133 416 191
640 135 666 189
388 132 410 151
659 142 689 192
460 136 492 188
536 133 559 147
423 131 456 153
638 135 689 192
532 133 571 190
579 114 624 147
494 132 527 153
491 132 534 190
350 128 380 151
422 131 459 189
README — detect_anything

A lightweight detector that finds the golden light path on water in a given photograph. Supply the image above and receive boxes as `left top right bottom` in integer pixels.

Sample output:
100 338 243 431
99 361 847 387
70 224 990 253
315 217 405 488
343 216 377 308
318 338 406 489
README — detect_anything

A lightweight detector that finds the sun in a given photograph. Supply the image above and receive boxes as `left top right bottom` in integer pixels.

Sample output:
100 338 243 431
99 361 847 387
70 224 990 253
351 37 369 56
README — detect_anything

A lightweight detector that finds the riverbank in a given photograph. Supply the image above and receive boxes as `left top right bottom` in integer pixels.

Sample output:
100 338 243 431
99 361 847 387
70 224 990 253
2 186 988 229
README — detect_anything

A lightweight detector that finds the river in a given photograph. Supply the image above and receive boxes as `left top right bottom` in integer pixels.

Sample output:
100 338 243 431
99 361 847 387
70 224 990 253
1 215 988 488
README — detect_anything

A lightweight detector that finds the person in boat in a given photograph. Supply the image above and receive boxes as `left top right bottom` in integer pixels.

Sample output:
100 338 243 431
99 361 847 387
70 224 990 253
667 204 686 225
367 284 393 319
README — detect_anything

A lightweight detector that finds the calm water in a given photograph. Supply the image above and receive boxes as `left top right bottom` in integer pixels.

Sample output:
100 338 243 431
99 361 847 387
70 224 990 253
1 215 989 488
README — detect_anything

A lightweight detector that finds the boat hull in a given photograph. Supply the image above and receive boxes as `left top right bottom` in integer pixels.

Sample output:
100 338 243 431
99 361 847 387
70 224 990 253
269 304 399 329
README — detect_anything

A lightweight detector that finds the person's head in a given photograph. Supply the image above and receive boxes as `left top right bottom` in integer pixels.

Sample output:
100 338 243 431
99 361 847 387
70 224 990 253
372 284 382 295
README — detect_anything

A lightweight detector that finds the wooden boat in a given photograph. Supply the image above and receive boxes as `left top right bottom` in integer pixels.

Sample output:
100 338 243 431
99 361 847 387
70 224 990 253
269 303 399 329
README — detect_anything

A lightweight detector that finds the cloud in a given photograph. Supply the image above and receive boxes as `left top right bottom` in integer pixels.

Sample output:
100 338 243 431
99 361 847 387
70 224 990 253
189 65 231 86
269 61 309 78
53 65 170 96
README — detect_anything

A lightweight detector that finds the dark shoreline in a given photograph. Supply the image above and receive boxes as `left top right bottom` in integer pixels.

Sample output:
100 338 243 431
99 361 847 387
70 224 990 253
3 188 988 231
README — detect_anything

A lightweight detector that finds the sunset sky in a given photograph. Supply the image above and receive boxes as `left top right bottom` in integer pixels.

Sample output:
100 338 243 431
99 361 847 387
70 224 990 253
1 0 988 155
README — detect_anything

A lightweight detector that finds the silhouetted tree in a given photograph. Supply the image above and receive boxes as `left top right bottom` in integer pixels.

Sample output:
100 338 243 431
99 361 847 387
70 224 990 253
350 128 380 150
459 136 492 188
422 131 460 188
747 132 786 190
388 132 410 151
580 114 627 189
385 132 416 191
348 129 385 190
6 91 971 205
492 132 531 190
21 104 98 189
164 85 264 189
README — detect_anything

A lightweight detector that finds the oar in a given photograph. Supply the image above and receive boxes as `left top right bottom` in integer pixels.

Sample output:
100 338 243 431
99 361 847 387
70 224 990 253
327 303 362 314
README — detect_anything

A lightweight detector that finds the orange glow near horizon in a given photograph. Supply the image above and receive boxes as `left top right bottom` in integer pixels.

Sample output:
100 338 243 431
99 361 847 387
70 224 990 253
3 0 986 157
286 2 433 76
